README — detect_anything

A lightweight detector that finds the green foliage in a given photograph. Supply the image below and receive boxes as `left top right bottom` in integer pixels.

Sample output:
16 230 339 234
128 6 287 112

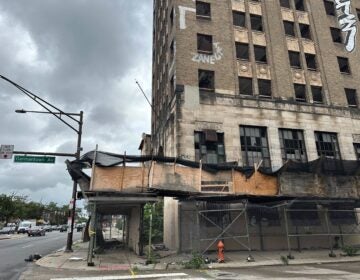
183 252 204 269
142 201 163 244
342 246 359 256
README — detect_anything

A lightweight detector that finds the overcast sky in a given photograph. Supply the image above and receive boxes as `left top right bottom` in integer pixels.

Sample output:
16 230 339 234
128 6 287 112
0 1 153 206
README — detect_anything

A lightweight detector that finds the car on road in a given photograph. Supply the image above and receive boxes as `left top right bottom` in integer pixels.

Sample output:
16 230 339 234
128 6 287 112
43 225 52 232
0 226 16 234
51 225 58 231
59 225 68 232
28 226 46 237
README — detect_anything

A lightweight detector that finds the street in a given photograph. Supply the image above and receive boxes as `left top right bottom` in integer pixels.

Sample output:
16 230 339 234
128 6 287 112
0 231 81 280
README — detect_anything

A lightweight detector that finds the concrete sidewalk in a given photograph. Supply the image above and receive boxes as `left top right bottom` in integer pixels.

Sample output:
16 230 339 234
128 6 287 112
36 241 360 272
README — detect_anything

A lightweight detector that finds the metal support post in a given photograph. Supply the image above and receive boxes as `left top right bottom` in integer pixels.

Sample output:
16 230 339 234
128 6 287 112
244 202 254 262
283 207 294 259
87 203 96 266
325 209 336 257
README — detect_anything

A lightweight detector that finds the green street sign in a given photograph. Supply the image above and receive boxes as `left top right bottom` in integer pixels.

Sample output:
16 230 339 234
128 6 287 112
14 155 56 164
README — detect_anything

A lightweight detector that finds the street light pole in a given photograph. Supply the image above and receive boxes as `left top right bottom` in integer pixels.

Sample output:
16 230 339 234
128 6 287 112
1 75 84 252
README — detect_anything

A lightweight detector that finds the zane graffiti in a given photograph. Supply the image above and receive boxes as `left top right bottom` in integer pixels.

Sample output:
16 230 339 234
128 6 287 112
335 0 358 52
192 43 224 64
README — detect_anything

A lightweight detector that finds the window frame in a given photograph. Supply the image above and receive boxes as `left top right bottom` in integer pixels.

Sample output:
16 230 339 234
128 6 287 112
196 1 211 19
279 128 308 163
197 33 213 54
194 130 226 164
233 11 246 28
239 77 253 96
198 69 215 91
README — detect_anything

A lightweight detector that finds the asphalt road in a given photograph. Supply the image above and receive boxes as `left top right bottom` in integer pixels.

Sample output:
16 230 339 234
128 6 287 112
0 231 81 280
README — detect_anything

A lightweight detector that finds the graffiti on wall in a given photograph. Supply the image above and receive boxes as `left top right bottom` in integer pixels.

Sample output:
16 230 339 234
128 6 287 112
192 43 224 64
334 0 358 52
179 6 195 30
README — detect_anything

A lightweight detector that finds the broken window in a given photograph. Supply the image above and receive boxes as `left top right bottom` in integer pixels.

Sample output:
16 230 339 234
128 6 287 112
345 88 358 108
198 69 214 91
233 11 246 27
305 53 317 70
250 15 263 32
330 27 342 43
324 0 335 16
235 42 249 60
194 131 225 164
284 21 295 36
196 1 211 19
299 24 311 39
337 57 350 74
240 126 271 169
279 129 307 163
311 86 323 103
239 77 253 95
354 143 360 160
258 79 272 97
280 0 291 9
289 51 301 68
197 33 213 53
294 84 307 102
315 131 341 159
254 45 267 63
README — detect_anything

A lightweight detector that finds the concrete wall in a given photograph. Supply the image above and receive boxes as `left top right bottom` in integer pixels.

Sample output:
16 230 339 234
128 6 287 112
163 197 180 250
128 206 142 255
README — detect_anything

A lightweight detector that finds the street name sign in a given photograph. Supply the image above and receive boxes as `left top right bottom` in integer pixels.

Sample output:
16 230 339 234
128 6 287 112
14 155 56 164
0 145 14 159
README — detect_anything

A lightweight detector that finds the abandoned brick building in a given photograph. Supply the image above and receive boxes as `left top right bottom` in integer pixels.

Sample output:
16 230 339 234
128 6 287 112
150 0 360 253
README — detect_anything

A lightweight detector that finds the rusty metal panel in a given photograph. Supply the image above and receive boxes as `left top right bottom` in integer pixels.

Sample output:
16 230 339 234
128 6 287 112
233 171 278 196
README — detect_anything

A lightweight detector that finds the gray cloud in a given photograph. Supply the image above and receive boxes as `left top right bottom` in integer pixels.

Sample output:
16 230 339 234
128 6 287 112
0 0 153 205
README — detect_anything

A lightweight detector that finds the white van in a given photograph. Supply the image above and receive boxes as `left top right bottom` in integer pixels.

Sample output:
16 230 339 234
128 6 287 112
17 220 36 234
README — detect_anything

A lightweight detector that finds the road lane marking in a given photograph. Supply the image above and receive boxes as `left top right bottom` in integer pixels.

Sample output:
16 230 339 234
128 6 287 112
52 272 189 280
22 244 33 248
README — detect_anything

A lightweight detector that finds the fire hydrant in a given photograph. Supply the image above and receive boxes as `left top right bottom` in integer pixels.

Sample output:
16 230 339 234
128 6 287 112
217 240 225 263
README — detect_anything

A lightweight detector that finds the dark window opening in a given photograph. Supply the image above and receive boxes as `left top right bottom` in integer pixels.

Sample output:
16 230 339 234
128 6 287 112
240 126 271 169
294 0 305 11
357 9 360 21
250 15 263 32
299 24 311 39
330 27 342 43
311 86 323 103
233 11 246 27
258 79 272 97
345 88 358 108
236 42 249 60
324 0 335 16
254 45 267 63
337 57 350 74
198 69 214 91
195 131 225 164
294 84 307 102
354 143 360 160
315 131 341 160
305 53 317 70
279 129 307 163
239 77 253 95
170 8 174 27
280 0 291 9
284 21 295 36
289 51 301 68
197 34 213 53
196 1 211 19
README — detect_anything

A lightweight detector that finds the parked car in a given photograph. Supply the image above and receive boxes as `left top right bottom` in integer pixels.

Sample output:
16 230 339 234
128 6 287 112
43 225 52 232
59 225 68 232
51 225 58 231
28 226 46 237
0 226 16 234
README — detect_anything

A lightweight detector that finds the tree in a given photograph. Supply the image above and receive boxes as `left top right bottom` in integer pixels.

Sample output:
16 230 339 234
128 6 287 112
142 201 164 244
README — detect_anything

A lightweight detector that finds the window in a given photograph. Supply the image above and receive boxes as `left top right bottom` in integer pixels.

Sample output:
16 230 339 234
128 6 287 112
354 143 360 160
324 0 335 16
254 45 267 63
239 77 253 95
311 86 323 103
305 53 317 70
337 57 350 74
196 1 211 18
170 8 174 27
357 9 360 21
289 51 301 68
197 34 213 53
294 84 307 102
258 79 272 97
194 131 225 164
294 0 305 11
279 129 307 163
235 42 249 60
299 24 311 39
240 126 271 169
280 0 290 8
345 88 358 108
233 11 246 27
250 15 263 32
330 27 342 43
284 21 295 36
198 70 214 91
315 132 341 159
